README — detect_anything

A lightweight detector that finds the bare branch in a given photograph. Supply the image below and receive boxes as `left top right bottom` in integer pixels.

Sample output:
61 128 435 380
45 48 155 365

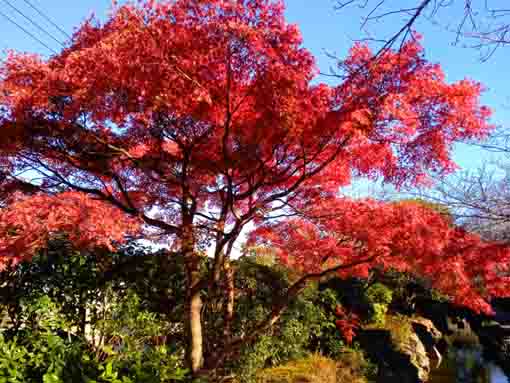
336 0 510 60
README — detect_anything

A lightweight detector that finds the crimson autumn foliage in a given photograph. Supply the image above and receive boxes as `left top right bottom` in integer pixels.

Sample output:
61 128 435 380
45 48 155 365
249 197 510 314
0 0 495 372
0 1 491 261
0 192 140 267
335 306 360 344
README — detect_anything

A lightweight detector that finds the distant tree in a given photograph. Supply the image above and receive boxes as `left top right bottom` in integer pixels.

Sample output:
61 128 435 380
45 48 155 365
404 126 510 242
419 164 510 242
0 0 492 374
336 0 510 60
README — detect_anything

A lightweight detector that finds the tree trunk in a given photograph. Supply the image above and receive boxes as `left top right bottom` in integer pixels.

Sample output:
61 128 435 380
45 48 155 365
188 288 203 372
78 292 87 336
182 222 204 374
222 260 235 343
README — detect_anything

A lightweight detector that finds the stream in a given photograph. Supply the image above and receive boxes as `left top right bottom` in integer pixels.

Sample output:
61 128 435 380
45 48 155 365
429 347 508 383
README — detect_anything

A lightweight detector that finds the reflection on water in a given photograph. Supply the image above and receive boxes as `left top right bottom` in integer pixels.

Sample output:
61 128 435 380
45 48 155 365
429 348 508 383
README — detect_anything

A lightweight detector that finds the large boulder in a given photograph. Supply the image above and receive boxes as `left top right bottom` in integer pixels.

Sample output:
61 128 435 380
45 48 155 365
411 317 443 368
411 318 441 342
357 328 431 383
397 331 431 382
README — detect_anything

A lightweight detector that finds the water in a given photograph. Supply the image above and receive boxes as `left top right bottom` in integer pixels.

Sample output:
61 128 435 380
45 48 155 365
491 365 509 383
429 348 508 383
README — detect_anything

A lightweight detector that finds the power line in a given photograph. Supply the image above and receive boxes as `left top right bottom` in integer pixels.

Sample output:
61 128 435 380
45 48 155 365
1 0 64 47
0 8 57 54
20 0 71 39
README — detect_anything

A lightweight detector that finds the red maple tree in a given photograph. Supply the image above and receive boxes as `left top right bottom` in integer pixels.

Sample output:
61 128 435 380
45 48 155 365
0 0 494 372
249 197 510 314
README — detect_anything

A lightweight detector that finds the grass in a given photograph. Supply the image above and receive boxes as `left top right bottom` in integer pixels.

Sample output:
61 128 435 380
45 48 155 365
255 351 373 383
336 349 373 383
256 354 337 383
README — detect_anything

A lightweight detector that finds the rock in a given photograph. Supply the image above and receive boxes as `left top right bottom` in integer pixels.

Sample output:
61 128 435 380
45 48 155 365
411 318 442 341
357 328 431 383
411 318 443 368
397 331 430 382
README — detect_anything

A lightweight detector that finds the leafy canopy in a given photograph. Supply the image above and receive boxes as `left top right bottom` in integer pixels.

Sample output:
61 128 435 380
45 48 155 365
249 197 510 314
0 0 492 267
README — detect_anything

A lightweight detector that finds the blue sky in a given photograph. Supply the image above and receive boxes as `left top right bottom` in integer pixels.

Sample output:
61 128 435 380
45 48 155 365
1 0 508 174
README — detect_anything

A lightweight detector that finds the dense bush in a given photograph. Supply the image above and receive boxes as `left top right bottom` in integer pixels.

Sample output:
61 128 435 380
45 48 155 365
229 257 350 382
0 242 446 383
0 240 189 383
2 248 346 383
0 292 188 383
0 296 92 383
365 283 393 326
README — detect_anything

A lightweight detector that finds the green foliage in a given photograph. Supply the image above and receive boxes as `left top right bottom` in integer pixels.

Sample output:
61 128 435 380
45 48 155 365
0 292 188 383
369 304 388 327
108 243 188 324
365 283 393 326
0 296 95 383
0 239 189 383
232 260 324 382
0 237 101 334
365 283 393 306
0 242 397 383
311 288 346 356
231 259 345 382
96 289 188 383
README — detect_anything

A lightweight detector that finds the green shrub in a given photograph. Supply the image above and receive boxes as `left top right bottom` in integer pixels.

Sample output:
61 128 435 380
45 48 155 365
365 283 393 326
0 296 96 383
366 283 392 306
230 258 347 382
234 305 321 383
369 303 387 327
96 289 188 383
0 293 188 383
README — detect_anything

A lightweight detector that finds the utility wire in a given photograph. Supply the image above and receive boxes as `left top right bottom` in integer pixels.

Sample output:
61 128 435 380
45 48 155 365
1 0 64 47
20 0 71 39
0 8 58 54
